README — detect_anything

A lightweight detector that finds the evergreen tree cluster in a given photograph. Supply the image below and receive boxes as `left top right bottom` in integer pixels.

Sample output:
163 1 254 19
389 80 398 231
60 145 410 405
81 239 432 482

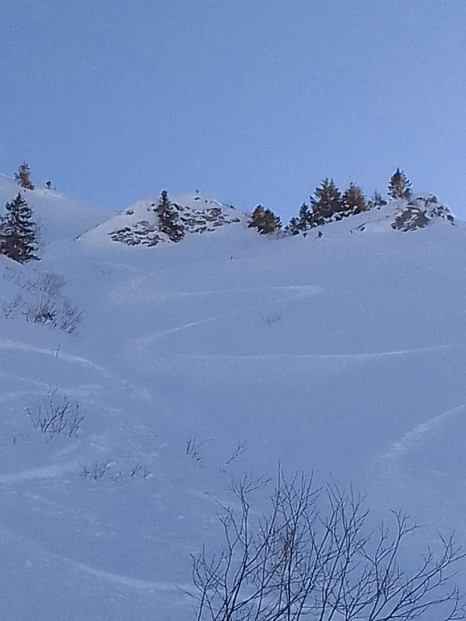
286 168 412 235
0 193 38 263
248 205 281 235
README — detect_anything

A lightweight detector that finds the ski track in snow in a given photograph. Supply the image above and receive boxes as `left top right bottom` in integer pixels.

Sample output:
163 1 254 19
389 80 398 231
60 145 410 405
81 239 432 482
133 283 321 298
112 280 321 306
382 403 466 466
0 338 111 376
134 296 298 346
0 338 151 398
70 560 189 592
0 372 51 390
149 342 457 361
0 521 186 595
0 461 77 484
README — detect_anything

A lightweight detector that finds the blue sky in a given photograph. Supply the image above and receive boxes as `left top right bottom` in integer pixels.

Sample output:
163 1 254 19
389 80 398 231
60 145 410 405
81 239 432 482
2 0 466 220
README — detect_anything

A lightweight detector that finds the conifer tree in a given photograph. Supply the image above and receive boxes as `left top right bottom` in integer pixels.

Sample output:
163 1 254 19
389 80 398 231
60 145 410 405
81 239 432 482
388 168 412 200
248 205 281 234
14 162 35 190
286 216 299 235
342 183 367 215
286 203 311 235
310 178 343 221
0 193 38 263
368 190 387 208
156 190 184 242
297 202 311 230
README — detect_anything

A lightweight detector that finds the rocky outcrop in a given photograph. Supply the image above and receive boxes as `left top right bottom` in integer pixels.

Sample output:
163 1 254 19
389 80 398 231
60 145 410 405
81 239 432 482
108 194 242 246
391 195 454 232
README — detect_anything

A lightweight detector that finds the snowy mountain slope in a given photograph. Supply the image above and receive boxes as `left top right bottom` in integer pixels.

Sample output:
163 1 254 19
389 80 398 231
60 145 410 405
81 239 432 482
0 175 110 245
0 175 466 619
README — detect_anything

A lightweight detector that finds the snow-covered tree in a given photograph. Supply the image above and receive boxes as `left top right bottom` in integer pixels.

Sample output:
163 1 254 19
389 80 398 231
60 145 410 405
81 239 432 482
388 168 412 200
14 162 35 190
156 190 184 242
0 193 38 263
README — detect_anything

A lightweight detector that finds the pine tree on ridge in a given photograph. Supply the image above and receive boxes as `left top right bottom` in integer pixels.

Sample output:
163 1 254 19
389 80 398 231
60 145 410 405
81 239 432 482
14 162 35 190
388 168 412 200
310 178 343 223
342 183 367 215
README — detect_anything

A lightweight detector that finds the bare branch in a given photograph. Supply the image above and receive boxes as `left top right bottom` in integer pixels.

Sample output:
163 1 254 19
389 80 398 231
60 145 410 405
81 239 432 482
189 472 466 621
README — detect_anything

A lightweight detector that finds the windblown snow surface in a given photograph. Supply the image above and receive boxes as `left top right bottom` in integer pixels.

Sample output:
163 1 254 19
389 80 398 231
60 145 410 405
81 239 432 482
0 174 466 619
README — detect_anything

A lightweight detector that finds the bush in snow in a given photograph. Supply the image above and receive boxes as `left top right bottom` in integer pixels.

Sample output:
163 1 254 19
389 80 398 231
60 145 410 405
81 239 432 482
1 269 82 333
27 388 83 438
190 472 465 621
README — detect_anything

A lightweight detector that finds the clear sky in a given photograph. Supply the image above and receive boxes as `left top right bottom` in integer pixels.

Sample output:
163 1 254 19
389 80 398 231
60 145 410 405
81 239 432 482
2 0 466 221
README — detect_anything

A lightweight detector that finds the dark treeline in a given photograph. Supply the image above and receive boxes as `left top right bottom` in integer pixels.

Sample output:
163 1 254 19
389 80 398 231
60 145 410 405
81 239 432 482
248 167 412 235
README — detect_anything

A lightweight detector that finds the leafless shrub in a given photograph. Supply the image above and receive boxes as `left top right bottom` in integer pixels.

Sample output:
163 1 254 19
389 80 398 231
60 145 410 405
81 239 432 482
186 436 204 466
81 461 112 480
56 299 82 333
2 292 23 318
32 272 66 297
130 463 151 479
260 312 281 325
1 268 82 333
23 296 58 325
27 389 83 438
80 461 151 482
224 443 247 466
189 472 465 621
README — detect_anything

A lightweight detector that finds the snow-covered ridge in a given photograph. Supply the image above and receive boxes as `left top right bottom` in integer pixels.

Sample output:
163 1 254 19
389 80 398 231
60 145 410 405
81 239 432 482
317 193 457 237
79 190 457 250
0 174 111 245
80 190 244 247
0 174 457 255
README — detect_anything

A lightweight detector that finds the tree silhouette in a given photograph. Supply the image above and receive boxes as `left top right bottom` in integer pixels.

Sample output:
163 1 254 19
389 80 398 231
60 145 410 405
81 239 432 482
0 193 38 263
14 162 35 190
388 167 412 200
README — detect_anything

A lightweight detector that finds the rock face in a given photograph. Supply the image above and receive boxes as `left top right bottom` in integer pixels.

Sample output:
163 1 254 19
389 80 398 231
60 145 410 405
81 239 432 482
108 193 242 246
391 195 455 231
